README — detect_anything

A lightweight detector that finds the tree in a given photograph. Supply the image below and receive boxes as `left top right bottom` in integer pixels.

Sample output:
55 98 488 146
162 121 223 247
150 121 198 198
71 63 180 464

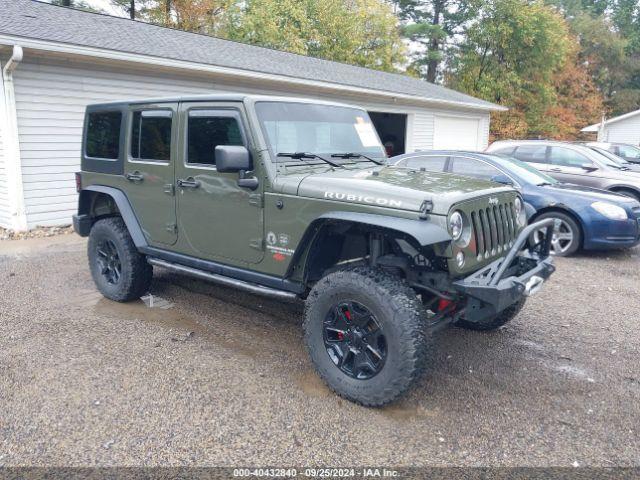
449 0 573 138
111 0 137 19
222 0 405 72
394 0 481 83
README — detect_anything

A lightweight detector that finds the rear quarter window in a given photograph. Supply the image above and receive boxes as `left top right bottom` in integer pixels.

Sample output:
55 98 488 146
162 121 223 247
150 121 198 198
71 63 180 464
86 111 122 159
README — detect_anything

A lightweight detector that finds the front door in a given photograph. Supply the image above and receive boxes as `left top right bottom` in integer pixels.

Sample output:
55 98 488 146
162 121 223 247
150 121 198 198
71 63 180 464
124 103 178 246
175 102 264 264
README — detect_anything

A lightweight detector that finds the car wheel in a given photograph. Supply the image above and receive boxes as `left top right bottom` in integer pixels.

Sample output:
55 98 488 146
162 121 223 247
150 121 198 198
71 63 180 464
530 212 581 256
455 298 527 331
88 217 153 302
303 267 431 407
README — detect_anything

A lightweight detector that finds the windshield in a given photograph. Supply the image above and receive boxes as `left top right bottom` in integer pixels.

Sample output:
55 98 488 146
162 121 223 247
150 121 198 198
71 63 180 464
589 148 627 168
617 144 640 159
255 102 386 162
592 147 631 165
491 155 558 185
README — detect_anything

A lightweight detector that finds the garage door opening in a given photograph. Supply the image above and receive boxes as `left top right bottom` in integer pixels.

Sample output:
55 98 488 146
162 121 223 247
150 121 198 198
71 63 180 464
368 111 407 157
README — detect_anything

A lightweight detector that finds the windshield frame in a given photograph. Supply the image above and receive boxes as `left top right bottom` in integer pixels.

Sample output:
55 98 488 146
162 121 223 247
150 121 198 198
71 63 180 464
254 101 387 164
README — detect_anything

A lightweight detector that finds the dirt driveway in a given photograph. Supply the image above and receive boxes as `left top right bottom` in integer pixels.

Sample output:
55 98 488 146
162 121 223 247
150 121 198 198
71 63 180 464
0 235 638 467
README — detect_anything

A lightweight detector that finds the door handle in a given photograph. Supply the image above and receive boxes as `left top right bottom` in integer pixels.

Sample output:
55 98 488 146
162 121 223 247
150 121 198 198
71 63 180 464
125 171 144 182
177 177 200 188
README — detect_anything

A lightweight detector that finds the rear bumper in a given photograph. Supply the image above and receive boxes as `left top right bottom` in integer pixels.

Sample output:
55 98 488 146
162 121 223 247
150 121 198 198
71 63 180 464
453 219 556 321
72 214 92 237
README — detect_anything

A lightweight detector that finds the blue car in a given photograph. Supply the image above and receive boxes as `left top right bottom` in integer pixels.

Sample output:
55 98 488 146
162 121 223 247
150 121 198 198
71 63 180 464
391 151 640 256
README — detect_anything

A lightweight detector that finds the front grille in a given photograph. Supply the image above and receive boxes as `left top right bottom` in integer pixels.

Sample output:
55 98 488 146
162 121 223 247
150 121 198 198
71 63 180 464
470 201 518 260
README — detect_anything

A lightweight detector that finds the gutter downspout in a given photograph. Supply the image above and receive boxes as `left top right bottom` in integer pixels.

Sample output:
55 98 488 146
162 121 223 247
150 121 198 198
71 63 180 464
1 45 27 231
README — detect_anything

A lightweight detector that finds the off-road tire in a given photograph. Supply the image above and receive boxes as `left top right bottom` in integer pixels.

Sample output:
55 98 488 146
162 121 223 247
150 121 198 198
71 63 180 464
88 217 152 302
455 297 527 331
303 267 431 407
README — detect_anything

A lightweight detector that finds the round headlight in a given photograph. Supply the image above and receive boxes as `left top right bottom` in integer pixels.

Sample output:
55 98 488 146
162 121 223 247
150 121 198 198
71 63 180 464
591 201 627 221
449 211 463 240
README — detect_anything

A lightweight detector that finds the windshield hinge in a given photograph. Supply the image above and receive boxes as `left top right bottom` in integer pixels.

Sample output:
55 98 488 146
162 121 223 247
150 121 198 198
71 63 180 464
249 194 263 208
250 238 264 251
163 184 175 196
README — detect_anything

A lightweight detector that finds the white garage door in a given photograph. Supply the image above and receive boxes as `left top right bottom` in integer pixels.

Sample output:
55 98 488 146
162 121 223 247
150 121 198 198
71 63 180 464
433 116 480 150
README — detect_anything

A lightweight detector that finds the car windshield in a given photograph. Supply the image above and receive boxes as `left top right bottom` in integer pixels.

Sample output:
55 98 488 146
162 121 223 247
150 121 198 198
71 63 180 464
591 147 632 165
491 155 558 186
618 144 640 159
588 148 628 168
255 102 386 162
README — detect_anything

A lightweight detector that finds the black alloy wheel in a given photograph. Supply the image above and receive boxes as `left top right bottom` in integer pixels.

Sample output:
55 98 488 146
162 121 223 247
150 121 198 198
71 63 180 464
96 238 122 285
323 301 387 380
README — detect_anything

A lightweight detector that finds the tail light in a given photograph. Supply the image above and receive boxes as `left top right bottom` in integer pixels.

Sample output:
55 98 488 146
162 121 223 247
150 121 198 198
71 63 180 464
75 172 82 193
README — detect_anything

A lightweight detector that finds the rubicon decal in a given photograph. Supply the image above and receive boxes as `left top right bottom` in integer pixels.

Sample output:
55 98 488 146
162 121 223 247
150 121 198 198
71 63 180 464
324 191 402 208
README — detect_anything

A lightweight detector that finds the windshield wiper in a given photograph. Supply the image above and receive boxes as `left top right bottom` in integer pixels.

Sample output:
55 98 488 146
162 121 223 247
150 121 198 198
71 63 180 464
277 152 343 168
331 152 385 165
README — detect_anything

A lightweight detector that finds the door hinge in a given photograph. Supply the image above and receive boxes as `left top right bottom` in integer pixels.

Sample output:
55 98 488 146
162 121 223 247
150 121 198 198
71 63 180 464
249 194 263 208
164 184 175 196
166 223 177 233
249 238 264 251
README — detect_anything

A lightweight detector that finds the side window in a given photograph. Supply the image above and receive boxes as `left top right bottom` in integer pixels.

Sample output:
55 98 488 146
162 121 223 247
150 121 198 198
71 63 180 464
549 147 589 167
86 111 122 159
451 157 502 180
187 111 244 166
400 155 447 171
513 145 548 163
131 110 172 162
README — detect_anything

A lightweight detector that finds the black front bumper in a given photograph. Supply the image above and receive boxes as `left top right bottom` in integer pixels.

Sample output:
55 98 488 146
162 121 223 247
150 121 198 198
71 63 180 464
453 219 556 322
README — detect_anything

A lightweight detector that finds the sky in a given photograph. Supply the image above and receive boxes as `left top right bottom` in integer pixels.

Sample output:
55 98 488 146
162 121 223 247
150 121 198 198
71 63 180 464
85 0 122 14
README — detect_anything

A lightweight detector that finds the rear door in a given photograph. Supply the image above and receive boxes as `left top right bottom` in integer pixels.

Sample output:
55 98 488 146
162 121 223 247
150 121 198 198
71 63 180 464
124 103 178 246
547 146 602 188
174 102 264 264
512 145 551 173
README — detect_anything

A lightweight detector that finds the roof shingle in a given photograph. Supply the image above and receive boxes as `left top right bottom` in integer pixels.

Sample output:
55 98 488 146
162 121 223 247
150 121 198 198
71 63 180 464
0 0 500 110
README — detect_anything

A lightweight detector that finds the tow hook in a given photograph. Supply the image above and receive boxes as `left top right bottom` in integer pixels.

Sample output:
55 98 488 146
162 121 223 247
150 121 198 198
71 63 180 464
523 275 545 297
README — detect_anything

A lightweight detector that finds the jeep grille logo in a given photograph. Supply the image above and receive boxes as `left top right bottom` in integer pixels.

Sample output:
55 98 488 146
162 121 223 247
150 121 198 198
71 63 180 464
488 197 499 206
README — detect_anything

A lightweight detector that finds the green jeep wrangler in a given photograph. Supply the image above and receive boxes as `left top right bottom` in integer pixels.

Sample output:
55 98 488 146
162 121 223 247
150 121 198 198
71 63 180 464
73 95 555 406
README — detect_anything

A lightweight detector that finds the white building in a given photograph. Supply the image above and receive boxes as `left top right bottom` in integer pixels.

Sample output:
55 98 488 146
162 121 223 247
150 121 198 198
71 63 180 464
582 109 640 145
0 0 503 231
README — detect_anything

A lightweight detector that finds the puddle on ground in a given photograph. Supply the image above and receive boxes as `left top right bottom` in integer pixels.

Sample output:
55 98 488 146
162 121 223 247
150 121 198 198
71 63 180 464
380 403 437 421
0 235 84 257
296 370 332 398
68 288 293 362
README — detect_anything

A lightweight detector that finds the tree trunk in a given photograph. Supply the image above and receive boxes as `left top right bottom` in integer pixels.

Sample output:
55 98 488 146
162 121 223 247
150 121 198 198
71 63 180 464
165 0 171 25
130 0 135 20
426 1 442 84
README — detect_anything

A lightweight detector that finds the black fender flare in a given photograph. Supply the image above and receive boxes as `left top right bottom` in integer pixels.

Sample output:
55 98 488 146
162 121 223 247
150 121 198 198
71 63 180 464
78 185 147 248
285 211 451 278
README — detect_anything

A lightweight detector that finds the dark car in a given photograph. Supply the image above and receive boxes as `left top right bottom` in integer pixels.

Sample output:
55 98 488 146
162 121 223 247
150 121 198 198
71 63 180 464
391 151 640 256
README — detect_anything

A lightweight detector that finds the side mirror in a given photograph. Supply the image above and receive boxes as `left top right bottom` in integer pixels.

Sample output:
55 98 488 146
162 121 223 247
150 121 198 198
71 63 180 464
215 145 251 173
490 173 513 185
581 163 598 172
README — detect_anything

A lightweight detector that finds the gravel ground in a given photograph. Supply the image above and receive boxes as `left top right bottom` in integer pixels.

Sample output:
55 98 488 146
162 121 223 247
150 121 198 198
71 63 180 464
0 235 639 467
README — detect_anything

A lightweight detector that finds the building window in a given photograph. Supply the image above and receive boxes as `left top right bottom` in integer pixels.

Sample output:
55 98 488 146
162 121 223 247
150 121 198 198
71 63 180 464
187 112 244 166
86 111 122 159
131 110 172 162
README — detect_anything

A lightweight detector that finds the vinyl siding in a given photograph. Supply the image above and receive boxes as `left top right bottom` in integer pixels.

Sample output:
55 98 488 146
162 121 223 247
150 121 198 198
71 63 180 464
0 65 9 228
605 114 640 145
11 55 491 228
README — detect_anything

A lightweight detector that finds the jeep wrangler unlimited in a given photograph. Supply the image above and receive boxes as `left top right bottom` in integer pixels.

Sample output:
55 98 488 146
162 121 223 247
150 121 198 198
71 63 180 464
73 95 555 406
